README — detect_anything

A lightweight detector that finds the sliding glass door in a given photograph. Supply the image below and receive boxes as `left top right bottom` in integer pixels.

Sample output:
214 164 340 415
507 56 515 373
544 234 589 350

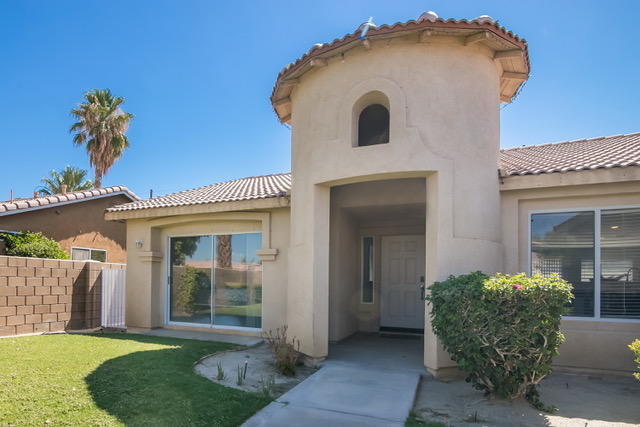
169 236 213 324
169 233 262 329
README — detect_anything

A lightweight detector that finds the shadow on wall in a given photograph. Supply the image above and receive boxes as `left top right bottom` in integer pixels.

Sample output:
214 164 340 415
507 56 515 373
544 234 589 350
84 334 269 426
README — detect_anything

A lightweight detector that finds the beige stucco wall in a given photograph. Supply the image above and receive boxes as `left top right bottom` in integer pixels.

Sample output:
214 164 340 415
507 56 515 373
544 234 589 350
501 176 640 374
287 35 505 373
122 207 290 336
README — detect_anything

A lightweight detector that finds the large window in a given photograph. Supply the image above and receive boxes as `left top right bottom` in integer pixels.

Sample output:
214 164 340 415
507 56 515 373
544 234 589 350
531 207 640 320
169 233 262 329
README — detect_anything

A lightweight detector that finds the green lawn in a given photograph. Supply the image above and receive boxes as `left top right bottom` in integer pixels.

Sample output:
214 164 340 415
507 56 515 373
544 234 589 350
0 333 270 426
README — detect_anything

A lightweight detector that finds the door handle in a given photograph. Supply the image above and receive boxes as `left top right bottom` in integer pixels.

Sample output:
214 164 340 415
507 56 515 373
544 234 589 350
419 275 425 300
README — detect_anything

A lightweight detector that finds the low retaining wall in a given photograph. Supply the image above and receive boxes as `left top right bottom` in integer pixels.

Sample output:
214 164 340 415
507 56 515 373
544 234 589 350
0 255 124 336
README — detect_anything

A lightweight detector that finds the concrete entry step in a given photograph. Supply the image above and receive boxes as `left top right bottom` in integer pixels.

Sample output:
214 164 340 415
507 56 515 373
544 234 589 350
243 362 421 426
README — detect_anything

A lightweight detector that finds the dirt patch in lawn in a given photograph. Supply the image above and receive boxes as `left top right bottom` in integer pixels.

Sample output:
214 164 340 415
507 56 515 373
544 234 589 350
411 372 640 426
195 342 317 397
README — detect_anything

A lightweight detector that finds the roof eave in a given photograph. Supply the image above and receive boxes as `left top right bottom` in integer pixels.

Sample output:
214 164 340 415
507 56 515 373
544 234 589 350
0 190 138 217
271 19 530 123
499 165 640 191
105 196 291 221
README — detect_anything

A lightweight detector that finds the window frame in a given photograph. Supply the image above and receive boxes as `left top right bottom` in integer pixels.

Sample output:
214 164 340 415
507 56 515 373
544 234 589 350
71 246 107 262
360 236 375 304
164 231 264 333
528 205 640 323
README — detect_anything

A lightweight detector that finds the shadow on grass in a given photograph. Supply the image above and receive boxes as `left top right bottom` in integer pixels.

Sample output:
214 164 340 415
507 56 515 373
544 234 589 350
84 333 270 427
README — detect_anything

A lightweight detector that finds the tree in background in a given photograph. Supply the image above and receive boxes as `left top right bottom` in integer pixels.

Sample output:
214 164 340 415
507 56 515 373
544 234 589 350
37 166 93 195
70 89 133 188
217 235 232 268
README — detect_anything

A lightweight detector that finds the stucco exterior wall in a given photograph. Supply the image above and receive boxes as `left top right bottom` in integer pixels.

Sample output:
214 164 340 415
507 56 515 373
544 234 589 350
501 178 640 374
0 195 130 263
287 36 504 373
123 207 290 336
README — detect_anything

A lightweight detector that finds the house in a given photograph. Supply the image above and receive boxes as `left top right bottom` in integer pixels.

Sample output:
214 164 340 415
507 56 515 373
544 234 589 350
106 13 640 377
1 186 139 263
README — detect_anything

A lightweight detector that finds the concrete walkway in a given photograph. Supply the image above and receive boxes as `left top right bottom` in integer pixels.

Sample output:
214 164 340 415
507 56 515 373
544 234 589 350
243 333 423 427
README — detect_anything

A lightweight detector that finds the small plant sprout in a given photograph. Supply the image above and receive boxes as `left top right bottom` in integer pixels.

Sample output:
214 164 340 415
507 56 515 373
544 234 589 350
216 361 225 381
259 375 276 399
236 362 248 386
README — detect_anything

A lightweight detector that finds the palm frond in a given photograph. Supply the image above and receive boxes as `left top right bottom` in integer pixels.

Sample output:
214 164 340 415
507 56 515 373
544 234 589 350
38 166 94 195
70 88 132 187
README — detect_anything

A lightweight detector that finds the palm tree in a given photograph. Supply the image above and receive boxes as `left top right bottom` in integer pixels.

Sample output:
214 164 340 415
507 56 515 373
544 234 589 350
70 89 133 188
37 166 94 195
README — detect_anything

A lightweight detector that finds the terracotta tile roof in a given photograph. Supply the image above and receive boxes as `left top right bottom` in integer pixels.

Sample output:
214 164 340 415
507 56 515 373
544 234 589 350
107 173 291 212
271 12 530 122
0 186 140 216
500 132 640 176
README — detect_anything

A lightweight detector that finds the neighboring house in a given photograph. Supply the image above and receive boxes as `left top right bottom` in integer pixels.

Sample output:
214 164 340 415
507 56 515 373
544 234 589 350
106 13 640 376
1 186 139 263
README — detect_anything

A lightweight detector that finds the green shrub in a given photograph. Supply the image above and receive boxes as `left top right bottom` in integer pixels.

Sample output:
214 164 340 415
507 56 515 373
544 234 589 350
630 339 640 381
175 266 209 315
426 272 573 410
0 231 68 259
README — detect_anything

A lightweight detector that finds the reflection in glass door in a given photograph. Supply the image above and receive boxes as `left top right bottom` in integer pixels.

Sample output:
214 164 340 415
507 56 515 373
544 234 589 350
169 236 213 324
168 233 262 329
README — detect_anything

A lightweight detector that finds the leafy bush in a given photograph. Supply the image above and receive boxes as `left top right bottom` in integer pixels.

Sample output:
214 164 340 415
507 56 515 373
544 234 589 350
0 231 68 259
630 339 640 381
426 272 573 410
175 266 209 315
262 325 301 376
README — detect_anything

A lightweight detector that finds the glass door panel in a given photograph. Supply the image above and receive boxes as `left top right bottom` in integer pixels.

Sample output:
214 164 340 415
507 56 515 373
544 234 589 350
169 236 213 324
213 233 262 328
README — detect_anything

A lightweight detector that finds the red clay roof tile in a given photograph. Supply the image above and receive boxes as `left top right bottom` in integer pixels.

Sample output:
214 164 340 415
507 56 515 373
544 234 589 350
0 186 140 215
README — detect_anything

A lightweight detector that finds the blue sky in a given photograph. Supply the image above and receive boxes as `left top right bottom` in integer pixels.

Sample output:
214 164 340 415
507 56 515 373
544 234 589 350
1 1 638 200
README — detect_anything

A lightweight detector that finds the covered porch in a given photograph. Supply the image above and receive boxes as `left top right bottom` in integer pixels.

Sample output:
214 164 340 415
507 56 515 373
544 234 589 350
328 178 428 360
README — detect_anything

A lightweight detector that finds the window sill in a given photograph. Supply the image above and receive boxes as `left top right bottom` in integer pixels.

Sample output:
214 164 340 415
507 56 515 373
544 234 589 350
562 316 640 324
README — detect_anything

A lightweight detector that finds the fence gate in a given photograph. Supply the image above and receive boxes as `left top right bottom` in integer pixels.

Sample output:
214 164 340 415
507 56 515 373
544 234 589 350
101 269 126 329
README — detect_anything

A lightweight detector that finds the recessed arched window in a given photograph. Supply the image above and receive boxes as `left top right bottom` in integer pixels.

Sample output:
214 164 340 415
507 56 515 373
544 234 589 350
358 104 389 146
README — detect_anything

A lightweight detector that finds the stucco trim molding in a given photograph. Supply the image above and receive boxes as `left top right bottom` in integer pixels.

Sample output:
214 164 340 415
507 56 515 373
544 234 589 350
256 248 279 261
138 251 163 263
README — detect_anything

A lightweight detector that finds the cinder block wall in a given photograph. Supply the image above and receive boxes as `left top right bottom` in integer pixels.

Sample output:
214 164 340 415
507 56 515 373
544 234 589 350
0 256 125 336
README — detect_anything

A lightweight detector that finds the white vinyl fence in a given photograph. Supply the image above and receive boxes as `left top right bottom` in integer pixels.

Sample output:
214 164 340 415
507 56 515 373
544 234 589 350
101 268 126 329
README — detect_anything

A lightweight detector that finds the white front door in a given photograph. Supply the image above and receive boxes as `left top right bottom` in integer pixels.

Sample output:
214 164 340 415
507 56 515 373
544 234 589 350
380 235 425 330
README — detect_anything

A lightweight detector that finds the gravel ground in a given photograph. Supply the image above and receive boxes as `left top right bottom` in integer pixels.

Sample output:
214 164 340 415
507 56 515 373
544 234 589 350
412 372 640 426
195 342 317 397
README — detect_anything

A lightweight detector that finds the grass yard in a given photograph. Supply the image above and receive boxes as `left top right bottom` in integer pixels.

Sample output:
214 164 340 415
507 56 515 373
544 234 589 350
0 333 270 426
